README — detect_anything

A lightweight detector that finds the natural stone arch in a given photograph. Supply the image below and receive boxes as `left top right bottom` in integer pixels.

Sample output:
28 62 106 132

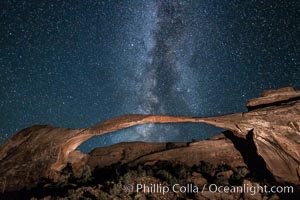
0 87 299 192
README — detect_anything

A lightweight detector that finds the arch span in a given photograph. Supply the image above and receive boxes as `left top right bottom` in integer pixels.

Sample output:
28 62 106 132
51 114 245 173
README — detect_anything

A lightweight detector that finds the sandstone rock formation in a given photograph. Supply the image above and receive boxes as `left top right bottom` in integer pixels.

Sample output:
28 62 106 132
0 87 299 193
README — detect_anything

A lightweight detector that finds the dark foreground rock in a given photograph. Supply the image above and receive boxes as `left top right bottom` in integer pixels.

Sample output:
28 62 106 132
0 87 299 199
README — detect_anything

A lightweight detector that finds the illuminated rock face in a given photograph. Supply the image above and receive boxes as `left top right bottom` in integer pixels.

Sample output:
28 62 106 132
0 87 299 192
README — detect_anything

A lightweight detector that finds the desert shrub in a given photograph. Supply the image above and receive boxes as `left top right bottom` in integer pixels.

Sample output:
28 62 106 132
198 161 214 176
229 166 250 185
56 164 73 187
109 182 124 197
216 163 231 172
76 165 93 183
236 166 249 178
155 169 178 185
215 176 229 186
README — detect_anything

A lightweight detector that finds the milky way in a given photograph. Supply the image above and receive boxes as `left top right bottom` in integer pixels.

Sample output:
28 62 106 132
1 0 299 152
128 1 194 140
109 1 208 143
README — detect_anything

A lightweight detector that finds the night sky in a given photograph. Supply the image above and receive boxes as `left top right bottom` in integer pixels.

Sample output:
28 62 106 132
1 0 299 152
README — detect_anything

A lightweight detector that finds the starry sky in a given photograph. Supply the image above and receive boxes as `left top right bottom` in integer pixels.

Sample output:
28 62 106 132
1 0 299 152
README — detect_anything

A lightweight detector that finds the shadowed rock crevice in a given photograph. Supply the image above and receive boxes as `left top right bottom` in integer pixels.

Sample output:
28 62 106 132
223 130 274 182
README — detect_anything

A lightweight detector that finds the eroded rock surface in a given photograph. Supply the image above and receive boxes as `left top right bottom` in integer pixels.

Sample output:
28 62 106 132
0 87 299 193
